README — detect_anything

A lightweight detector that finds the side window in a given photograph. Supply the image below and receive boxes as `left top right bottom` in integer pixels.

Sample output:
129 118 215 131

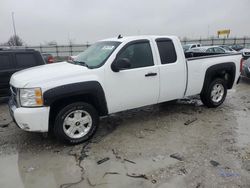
191 45 196 48
206 48 214 53
0 54 11 69
15 53 37 68
156 39 177 64
214 47 224 53
117 42 154 69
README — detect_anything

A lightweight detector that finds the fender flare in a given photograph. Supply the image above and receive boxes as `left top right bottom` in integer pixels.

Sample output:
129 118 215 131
43 81 108 115
202 62 236 92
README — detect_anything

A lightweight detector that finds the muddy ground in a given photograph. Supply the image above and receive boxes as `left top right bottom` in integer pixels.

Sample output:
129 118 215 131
0 78 250 188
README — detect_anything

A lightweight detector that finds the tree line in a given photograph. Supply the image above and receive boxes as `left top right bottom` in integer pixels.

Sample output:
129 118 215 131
2 35 24 46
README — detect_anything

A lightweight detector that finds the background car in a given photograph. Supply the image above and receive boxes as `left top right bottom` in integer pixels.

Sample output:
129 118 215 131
68 55 78 61
0 49 45 98
187 46 228 53
242 58 250 78
219 45 237 53
230 44 244 51
182 43 202 52
42 53 54 64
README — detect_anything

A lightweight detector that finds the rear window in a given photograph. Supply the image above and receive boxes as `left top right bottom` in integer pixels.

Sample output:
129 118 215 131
156 39 177 64
15 53 37 68
0 54 11 69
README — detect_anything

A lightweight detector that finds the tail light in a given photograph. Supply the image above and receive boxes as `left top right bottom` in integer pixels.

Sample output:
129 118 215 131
47 56 54 64
240 58 245 73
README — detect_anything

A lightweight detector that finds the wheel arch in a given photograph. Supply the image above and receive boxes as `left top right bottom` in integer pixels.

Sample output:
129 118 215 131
202 62 236 93
43 81 108 133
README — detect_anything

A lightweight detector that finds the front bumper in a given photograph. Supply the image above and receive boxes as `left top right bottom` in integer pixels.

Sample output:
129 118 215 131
8 98 50 132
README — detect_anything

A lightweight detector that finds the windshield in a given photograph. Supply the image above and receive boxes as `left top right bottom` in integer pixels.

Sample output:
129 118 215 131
73 41 121 68
182 44 191 51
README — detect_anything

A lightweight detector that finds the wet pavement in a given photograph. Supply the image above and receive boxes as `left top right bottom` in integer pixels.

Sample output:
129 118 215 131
0 78 250 188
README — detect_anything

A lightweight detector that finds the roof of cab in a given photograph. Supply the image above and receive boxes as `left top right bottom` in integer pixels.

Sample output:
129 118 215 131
101 35 177 43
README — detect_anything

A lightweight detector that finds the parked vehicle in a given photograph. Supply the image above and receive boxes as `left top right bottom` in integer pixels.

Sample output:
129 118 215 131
9 35 243 144
42 53 54 64
182 43 202 52
187 46 228 53
185 46 229 58
219 45 237 53
0 49 45 98
241 44 250 55
230 45 244 52
242 52 250 78
68 55 78 61
242 58 250 78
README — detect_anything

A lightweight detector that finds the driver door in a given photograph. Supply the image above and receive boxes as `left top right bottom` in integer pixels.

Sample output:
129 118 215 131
104 40 160 113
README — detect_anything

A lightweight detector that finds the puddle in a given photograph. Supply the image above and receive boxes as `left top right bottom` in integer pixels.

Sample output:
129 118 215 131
0 149 177 188
235 111 250 147
0 154 24 188
0 152 81 188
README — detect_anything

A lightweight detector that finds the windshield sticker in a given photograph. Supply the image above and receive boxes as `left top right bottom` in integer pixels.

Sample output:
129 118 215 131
102 46 115 50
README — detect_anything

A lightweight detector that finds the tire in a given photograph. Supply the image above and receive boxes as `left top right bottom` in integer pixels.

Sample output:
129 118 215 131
54 102 99 144
200 78 227 108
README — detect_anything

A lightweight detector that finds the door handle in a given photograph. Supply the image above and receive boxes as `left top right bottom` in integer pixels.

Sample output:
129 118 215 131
145 72 157 77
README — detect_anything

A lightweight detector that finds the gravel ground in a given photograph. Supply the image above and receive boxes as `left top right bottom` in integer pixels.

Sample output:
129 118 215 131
0 78 250 188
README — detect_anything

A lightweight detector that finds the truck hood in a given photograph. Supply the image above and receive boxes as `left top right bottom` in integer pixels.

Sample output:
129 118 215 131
10 62 89 88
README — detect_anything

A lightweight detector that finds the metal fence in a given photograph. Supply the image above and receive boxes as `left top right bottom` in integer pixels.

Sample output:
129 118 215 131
3 37 250 57
181 37 250 46
15 44 90 57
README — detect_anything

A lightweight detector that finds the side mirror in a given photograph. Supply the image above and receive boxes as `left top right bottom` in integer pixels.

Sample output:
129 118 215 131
111 58 131 72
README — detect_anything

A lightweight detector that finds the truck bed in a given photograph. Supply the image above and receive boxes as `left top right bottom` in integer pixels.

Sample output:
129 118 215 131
184 53 242 97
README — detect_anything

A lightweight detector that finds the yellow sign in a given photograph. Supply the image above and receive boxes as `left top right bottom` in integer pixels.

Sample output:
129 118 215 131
217 29 230 36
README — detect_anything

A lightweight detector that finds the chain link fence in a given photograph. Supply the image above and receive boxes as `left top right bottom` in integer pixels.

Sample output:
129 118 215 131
181 37 250 46
2 37 250 58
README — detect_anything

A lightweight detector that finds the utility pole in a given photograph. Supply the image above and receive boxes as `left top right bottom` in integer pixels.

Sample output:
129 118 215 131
12 12 17 46
207 25 210 38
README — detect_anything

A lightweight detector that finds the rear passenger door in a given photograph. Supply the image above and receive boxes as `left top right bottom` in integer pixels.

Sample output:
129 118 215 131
0 53 15 97
155 38 187 103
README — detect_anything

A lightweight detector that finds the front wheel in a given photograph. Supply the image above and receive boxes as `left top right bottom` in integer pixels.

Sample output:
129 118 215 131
200 78 227 108
54 102 99 144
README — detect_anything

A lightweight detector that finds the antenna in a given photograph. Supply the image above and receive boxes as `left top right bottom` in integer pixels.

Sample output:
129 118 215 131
118 34 123 39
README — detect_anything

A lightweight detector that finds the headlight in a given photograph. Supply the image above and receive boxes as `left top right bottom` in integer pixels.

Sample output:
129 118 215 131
19 88 43 107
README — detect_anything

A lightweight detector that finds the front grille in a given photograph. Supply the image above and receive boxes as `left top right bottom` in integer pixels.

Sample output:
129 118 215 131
10 86 19 107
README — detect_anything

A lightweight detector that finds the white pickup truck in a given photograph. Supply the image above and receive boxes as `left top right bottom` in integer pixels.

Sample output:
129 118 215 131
9 35 243 144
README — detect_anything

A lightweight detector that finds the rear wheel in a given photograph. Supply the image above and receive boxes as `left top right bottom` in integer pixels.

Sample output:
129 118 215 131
200 78 227 108
54 102 99 144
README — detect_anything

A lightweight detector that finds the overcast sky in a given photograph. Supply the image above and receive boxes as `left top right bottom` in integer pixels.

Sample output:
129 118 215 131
0 0 249 45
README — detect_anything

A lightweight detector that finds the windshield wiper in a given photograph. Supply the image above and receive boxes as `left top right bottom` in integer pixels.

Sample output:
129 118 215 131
68 60 89 68
74 61 89 68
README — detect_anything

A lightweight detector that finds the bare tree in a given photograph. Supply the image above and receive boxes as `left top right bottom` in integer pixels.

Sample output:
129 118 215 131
6 35 24 46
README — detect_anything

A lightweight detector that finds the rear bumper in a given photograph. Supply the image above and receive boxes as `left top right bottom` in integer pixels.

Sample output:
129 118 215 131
8 99 50 132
